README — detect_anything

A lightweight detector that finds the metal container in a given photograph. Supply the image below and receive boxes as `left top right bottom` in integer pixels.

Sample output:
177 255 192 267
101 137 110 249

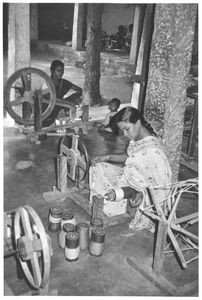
89 217 103 238
65 231 80 261
76 222 89 250
48 206 63 232
58 223 75 248
61 209 76 228
89 227 105 257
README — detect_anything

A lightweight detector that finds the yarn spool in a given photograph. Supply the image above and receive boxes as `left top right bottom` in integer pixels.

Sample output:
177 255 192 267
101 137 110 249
105 187 138 201
77 222 89 250
61 209 76 228
48 206 63 232
58 223 75 248
65 231 80 261
89 217 103 238
89 227 105 257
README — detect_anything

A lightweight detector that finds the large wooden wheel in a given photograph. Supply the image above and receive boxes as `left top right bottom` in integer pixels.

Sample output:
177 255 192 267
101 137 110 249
4 68 56 126
60 133 89 182
142 178 198 271
14 206 51 289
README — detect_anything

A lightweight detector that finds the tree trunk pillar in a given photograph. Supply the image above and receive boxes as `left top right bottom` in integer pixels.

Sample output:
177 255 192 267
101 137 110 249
144 4 197 181
83 4 102 106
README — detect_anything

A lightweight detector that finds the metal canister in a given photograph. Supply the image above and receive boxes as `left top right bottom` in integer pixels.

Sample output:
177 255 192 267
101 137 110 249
61 209 76 228
89 227 105 257
58 223 75 248
65 231 80 261
89 217 103 238
76 222 89 250
48 206 63 232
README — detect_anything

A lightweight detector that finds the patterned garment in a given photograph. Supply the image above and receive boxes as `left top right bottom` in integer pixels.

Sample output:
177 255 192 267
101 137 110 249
89 136 172 232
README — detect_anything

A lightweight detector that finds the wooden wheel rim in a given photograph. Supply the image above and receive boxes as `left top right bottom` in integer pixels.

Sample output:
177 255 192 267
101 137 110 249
4 67 56 126
60 133 89 182
14 206 51 289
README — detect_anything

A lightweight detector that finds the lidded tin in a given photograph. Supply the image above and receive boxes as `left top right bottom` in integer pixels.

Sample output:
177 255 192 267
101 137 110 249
65 231 80 261
89 217 103 238
61 209 76 228
48 206 63 232
89 227 105 257
77 222 89 250
58 223 75 248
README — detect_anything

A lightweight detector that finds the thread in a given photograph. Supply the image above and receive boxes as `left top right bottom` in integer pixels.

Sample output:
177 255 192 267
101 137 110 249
48 206 63 232
105 187 138 202
65 232 80 261
89 217 103 238
58 223 75 248
89 228 105 257
77 222 89 250
61 209 76 227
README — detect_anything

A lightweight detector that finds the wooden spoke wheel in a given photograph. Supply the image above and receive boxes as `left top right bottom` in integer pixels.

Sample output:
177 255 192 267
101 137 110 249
14 206 51 289
4 68 56 126
60 133 89 183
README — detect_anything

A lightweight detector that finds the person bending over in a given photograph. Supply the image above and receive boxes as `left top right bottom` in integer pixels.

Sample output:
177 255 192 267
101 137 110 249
96 98 121 132
90 106 172 232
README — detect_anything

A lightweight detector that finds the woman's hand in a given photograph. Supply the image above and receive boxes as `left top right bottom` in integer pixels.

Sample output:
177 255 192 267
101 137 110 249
91 155 109 165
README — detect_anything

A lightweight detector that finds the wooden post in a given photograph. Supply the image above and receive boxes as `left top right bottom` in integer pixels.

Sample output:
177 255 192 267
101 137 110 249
72 3 87 50
152 220 168 275
58 155 67 193
34 89 42 132
130 4 155 112
83 4 102 106
129 5 144 65
30 4 38 41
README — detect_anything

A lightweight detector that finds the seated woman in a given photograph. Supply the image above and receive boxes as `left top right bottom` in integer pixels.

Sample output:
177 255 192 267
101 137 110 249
89 106 172 232
43 59 83 127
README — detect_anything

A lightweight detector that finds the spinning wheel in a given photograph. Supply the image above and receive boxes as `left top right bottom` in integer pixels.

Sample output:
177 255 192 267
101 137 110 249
4 68 56 126
60 133 89 183
142 178 198 271
14 206 51 289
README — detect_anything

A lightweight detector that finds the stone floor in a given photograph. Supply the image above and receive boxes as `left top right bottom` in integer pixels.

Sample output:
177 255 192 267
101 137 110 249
3 43 198 296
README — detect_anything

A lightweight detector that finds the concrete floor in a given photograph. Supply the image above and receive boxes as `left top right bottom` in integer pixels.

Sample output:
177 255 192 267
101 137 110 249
4 44 198 296
4 126 198 296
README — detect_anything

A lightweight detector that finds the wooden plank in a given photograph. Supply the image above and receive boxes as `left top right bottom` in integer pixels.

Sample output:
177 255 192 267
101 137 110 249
152 220 168 274
43 188 134 227
34 89 42 133
69 194 92 215
127 256 181 296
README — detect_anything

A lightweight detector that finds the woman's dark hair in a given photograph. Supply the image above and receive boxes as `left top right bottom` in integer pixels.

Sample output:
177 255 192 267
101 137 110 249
50 60 64 74
110 106 157 136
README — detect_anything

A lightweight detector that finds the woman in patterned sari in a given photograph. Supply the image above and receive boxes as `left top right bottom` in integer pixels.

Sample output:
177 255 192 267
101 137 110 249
89 106 172 232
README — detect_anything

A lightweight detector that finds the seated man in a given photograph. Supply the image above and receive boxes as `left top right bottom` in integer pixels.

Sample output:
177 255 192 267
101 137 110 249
43 59 83 127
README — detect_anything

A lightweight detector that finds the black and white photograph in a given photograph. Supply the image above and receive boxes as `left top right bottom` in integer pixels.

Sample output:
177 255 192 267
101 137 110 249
3 1 199 296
